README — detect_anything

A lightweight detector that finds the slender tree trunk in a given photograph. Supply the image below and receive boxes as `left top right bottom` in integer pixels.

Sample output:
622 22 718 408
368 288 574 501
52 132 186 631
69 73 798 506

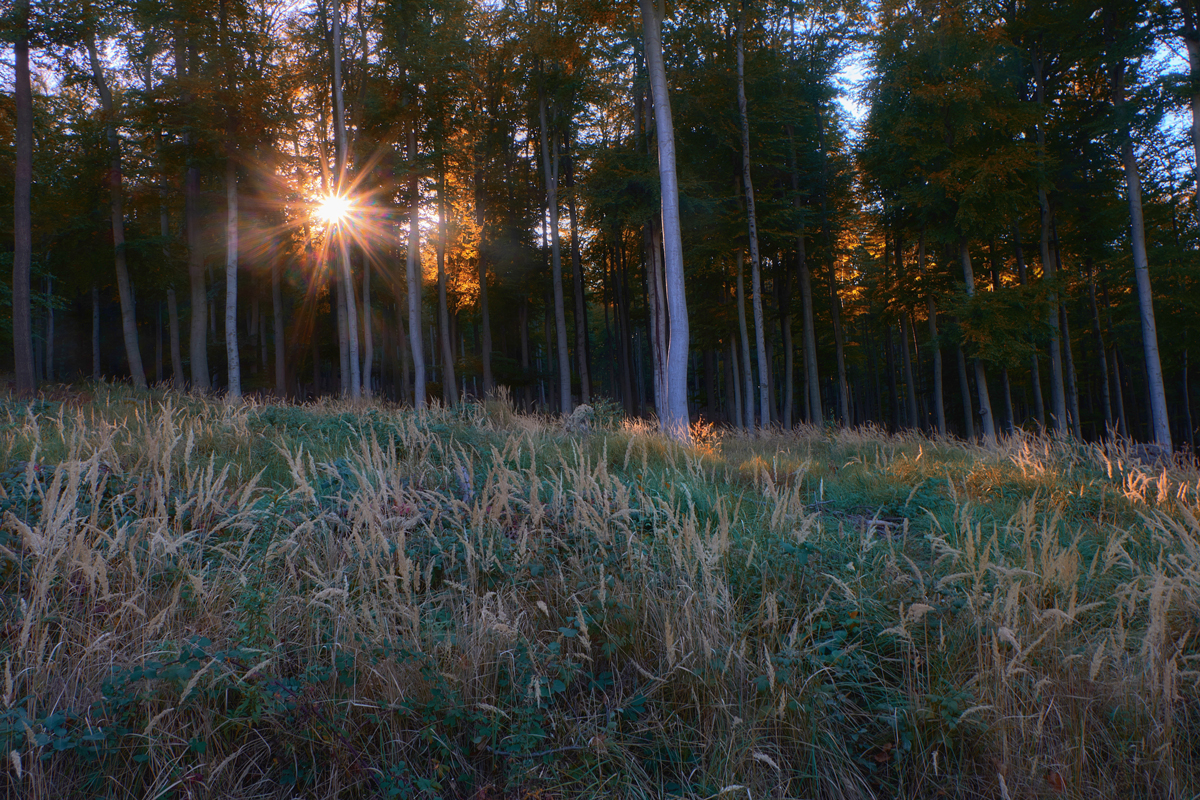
960 241 996 444
736 252 754 429
736 16 771 429
13 0 34 394
538 93 572 413
436 161 457 404
814 105 848 423
88 35 147 389
156 302 164 383
901 314 919 429
780 264 794 428
788 127 821 424
956 341 974 440
645 222 668 421
640 0 690 439
223 157 241 399
1012 223 1043 426
1184 349 1195 454
273 254 286 398
918 230 945 435
336 278 349 392
565 138 590 403
407 123 426 409
167 288 182 388
330 0 360 398
361 250 373 396
730 338 743 430
179 31 206 388
1060 304 1082 438
1032 55 1069 434
1114 63 1172 450
93 285 101 380
1087 262 1113 433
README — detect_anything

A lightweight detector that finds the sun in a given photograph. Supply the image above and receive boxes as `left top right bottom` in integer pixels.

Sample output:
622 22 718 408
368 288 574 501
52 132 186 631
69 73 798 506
316 193 352 225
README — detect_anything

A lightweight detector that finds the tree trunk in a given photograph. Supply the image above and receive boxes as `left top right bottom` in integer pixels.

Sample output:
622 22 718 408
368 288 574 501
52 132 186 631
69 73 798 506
330 0 360 399
167 288 183 388
436 162 457 404
960 241 996 444
156 302 164 383
538 92 572 414
1012 223 1043 427
1114 62 1172 450
901 314 919 429
736 16 771 430
639 0 690 440
180 27 206 390
918 230 946 435
273 255 286 398
956 341 974 440
361 250 373 396
224 157 241 399
780 263 794 428
645 222 668 421
1185 349 1195 454
565 137 591 403
1060 304 1082 438
88 35 147 390
407 123 426 409
1087 262 1113 434
93 285 101 380
736 252 754 429
730 338 743 430
788 127 821 425
814 105 848 424
1032 55 1069 434
12 0 33 394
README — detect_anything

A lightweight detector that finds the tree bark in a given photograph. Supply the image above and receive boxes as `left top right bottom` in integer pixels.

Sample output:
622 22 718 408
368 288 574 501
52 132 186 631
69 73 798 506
1060 304 1082 438
736 15 771 430
1113 62 1172 450
330 0 360 398
538 92 572 413
960 241 996 445
639 0 690 440
93 285 101 380
88 33 147 390
361 249 373 396
1012 223 1043 426
436 159 457 404
12 0 34 394
788 127 821 425
1180 0 1200 196
1034 55 1068 434
565 137 591 403
901 313 919 429
815 105 848 423
224 156 241 399
406 123 426 409
736 252 754 429
273 254 286 398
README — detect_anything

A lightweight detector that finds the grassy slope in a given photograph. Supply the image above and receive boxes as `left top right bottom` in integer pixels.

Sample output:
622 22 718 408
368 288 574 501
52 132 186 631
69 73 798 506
0 387 1197 799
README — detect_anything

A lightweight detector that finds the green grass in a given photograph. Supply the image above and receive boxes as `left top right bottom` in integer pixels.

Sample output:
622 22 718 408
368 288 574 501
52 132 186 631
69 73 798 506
0 384 1197 799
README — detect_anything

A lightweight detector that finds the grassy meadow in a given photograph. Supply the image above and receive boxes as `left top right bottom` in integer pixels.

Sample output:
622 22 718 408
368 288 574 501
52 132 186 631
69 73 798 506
0 386 1197 799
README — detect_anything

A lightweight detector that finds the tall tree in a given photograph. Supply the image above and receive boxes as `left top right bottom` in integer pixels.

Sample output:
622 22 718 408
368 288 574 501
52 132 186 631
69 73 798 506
639 0 690 441
87 26 147 390
12 0 34 394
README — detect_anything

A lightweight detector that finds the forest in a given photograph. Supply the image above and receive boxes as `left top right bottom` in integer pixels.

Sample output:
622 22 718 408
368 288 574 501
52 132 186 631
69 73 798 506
5 0 1200 450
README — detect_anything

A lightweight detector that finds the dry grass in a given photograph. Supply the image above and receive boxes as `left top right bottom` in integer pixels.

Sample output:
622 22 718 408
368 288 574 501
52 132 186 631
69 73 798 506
0 385 1197 799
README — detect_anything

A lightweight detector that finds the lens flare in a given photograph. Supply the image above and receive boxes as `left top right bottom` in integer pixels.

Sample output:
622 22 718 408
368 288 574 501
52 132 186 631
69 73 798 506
316 194 352 224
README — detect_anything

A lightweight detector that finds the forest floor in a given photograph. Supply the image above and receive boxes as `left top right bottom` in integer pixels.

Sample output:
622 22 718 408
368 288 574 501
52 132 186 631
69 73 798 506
0 385 1197 799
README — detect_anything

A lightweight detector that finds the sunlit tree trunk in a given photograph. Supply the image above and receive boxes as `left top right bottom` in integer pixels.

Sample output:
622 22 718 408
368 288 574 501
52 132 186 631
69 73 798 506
407 123 426 409
640 0 690 440
88 33 147 390
436 160 457 404
330 0 360 398
12 0 33 394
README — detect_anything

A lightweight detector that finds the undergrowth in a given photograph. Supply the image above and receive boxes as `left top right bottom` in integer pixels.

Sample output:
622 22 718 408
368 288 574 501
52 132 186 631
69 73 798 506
0 384 1197 798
